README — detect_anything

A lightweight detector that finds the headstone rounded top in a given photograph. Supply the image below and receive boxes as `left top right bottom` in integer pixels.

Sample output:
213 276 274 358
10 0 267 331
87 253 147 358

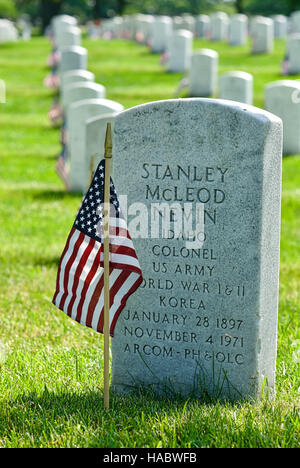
211 11 229 19
193 48 218 58
52 15 77 25
155 16 172 24
86 112 117 126
265 80 300 91
255 17 274 26
62 69 95 82
231 14 248 20
173 29 193 39
70 98 124 113
116 98 281 128
65 81 105 94
221 71 253 80
60 45 86 55
196 14 210 20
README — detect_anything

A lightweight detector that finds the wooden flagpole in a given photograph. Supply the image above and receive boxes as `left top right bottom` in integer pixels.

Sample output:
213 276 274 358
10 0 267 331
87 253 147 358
103 123 112 411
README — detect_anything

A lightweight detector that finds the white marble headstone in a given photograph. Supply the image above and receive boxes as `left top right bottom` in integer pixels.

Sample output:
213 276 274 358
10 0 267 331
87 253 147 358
228 14 248 46
85 113 117 192
110 98 282 402
288 34 300 75
68 99 124 192
210 12 229 41
251 17 274 54
194 15 211 38
151 16 172 53
63 82 106 112
189 49 218 97
59 46 87 75
265 80 300 155
219 71 253 105
60 70 95 101
167 29 193 73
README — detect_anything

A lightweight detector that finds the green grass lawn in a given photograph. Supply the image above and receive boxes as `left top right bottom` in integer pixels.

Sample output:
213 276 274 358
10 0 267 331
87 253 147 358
0 35 299 448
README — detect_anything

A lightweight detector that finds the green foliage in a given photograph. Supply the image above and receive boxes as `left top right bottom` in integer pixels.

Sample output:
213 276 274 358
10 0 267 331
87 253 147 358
243 0 290 15
0 0 17 18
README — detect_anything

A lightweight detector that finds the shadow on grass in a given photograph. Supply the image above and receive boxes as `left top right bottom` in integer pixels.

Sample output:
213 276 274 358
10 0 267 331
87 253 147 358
33 255 61 267
1 386 235 436
32 189 82 201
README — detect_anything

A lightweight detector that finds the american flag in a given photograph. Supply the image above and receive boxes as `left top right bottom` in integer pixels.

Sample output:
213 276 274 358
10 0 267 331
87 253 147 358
52 160 143 336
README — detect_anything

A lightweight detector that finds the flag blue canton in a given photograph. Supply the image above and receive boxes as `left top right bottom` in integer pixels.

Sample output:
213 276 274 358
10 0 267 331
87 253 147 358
74 159 120 242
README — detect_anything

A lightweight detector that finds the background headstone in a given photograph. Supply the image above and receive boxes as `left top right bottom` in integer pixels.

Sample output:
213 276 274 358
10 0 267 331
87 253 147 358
210 12 229 41
167 29 193 73
272 15 287 38
63 81 106 112
265 80 300 155
251 17 274 54
56 25 81 49
194 15 211 38
60 70 95 102
219 71 253 105
59 46 87 75
85 113 117 192
291 11 300 33
189 49 218 97
228 14 248 46
68 98 124 192
111 98 282 402
0 19 18 43
288 34 300 75
151 16 172 53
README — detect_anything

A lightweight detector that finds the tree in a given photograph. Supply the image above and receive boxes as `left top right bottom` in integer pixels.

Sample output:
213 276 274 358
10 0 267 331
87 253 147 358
40 0 63 30
235 0 244 13
0 0 16 18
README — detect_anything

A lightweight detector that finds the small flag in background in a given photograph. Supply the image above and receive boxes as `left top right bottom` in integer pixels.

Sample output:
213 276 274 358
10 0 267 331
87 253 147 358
52 160 143 336
55 147 69 191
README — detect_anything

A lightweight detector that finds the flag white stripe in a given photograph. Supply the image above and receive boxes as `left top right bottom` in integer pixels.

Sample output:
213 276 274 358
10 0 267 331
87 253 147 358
110 253 141 269
78 267 103 326
64 235 91 314
108 272 141 329
70 237 100 321
90 269 123 331
54 229 81 307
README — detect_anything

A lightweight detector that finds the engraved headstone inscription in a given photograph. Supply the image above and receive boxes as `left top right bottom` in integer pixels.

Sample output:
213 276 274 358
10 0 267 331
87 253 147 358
111 98 282 401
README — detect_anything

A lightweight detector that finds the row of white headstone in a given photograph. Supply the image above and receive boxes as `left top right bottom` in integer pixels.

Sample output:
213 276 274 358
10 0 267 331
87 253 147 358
90 11 300 42
189 49 300 155
50 13 300 175
49 15 124 193
93 13 300 76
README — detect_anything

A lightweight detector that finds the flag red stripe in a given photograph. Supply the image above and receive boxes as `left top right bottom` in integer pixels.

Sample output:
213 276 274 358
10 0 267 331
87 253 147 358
109 244 138 258
85 265 113 328
74 247 101 324
109 274 143 337
109 262 142 275
52 227 75 305
66 237 96 318
97 269 131 333
59 232 85 310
